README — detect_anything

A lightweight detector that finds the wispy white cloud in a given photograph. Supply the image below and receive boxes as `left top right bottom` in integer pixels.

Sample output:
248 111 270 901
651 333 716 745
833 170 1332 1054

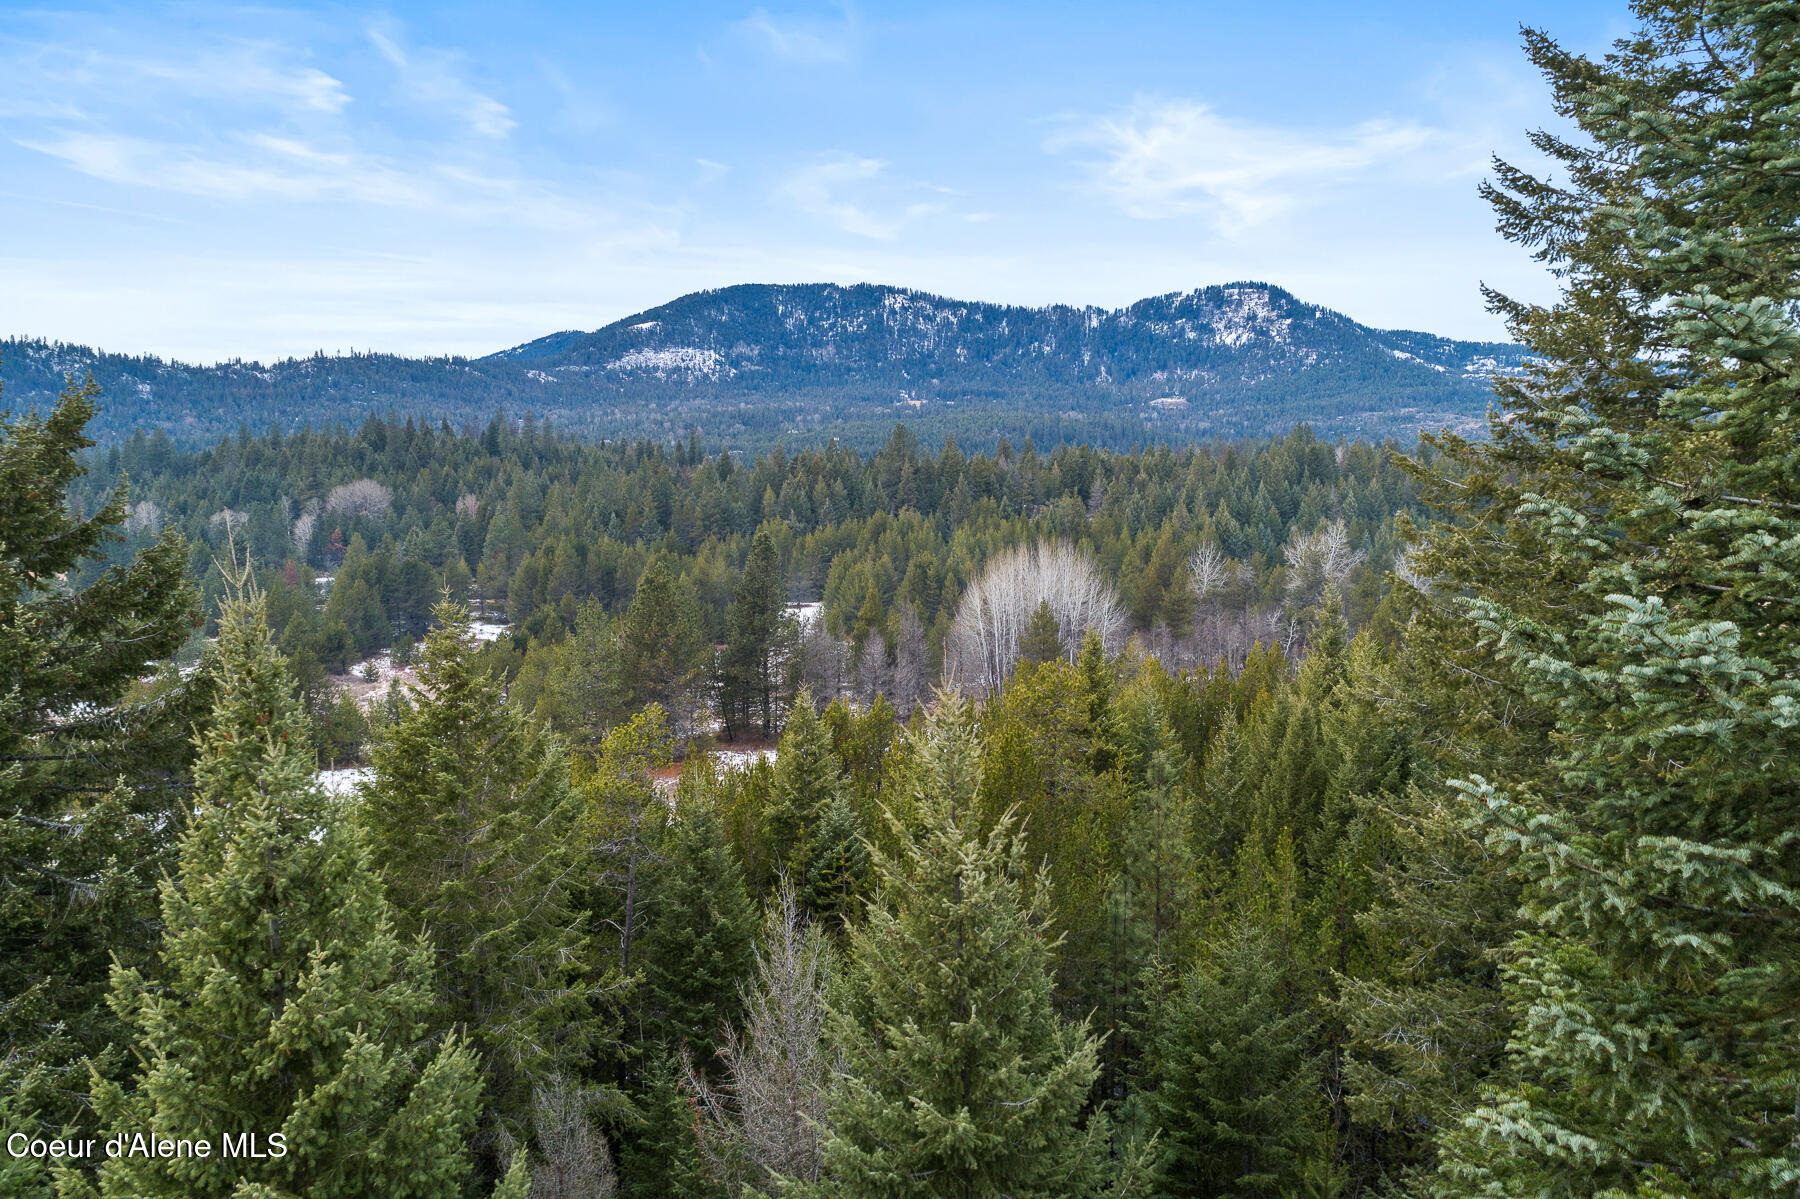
0 38 349 120
13 125 660 240
735 6 857 66
1049 98 1437 231
778 155 894 238
368 24 515 139
1 18 629 232
776 154 954 240
135 45 350 114
20 128 432 206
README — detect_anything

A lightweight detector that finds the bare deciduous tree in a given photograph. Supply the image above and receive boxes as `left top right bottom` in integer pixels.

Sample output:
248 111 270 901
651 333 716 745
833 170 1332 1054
324 477 393 522
1282 519 1364 614
1188 542 1230 603
526 1077 617 1199
207 507 247 535
291 503 318 559
798 620 849 707
686 887 834 1196
852 631 891 709
1392 541 1430 594
124 500 162 537
947 541 1126 695
890 604 929 718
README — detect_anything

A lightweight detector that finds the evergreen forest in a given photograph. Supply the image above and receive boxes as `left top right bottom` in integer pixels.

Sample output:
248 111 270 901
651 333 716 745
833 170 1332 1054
3 4 1797 1198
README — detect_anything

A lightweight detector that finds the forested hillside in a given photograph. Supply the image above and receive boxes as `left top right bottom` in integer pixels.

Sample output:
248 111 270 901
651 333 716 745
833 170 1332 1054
77 415 1421 762
1 281 1528 452
3 4 1796 1198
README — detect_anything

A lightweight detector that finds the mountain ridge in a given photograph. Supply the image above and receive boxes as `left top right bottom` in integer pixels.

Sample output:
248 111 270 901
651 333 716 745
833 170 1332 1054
2 281 1527 452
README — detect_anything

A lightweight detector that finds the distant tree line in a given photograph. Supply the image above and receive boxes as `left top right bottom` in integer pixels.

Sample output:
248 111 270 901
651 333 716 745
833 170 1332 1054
69 416 1427 763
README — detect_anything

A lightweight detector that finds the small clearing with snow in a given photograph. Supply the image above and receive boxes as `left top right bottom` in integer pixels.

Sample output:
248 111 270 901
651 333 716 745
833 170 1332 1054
317 767 372 797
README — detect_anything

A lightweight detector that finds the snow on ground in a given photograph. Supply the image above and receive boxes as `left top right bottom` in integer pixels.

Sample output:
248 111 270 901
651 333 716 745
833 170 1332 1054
651 744 778 795
317 767 371 797
785 602 822 632
334 652 417 711
605 346 727 380
329 621 506 712
712 747 779 771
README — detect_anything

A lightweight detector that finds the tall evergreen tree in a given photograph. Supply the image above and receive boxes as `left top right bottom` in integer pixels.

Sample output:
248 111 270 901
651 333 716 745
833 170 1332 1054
1118 704 1196 957
640 773 757 1061
801 790 868 932
360 599 597 1180
539 597 620 745
759 689 846 902
1421 4 1800 1193
1019 597 1064 669
720 527 791 739
77 575 505 1198
805 695 1138 1198
616 559 709 738
0 378 205 1131
619 1052 710 1199
1145 923 1332 1199
1097 702 1196 1101
580 705 677 1087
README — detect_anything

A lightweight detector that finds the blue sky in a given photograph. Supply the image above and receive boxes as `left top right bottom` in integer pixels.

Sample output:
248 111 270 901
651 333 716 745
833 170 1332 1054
1 1 1630 364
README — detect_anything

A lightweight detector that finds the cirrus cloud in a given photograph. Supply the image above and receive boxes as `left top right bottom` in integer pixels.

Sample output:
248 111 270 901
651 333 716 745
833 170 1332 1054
368 23 516 139
734 6 858 66
1050 98 1437 231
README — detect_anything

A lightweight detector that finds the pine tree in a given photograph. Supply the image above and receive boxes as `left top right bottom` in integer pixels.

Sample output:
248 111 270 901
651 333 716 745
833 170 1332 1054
0 378 205 1131
850 579 886 656
360 599 597 1179
1119 706 1197 956
79 576 501 1198
543 597 620 744
1097 701 1196 1102
805 695 1131 1198
617 559 709 738
641 774 757 1061
619 1052 710 1199
582 703 679 1048
1145 922 1332 1199
1422 4 1800 1193
1018 597 1064 669
759 689 846 902
1078 627 1124 775
801 791 868 932
720 526 791 739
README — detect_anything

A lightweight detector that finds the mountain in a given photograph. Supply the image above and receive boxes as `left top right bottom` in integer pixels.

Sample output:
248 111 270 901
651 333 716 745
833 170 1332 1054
2 282 1527 452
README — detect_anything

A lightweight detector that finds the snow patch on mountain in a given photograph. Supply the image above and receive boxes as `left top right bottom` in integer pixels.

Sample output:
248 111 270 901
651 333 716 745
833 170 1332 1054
606 346 729 381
